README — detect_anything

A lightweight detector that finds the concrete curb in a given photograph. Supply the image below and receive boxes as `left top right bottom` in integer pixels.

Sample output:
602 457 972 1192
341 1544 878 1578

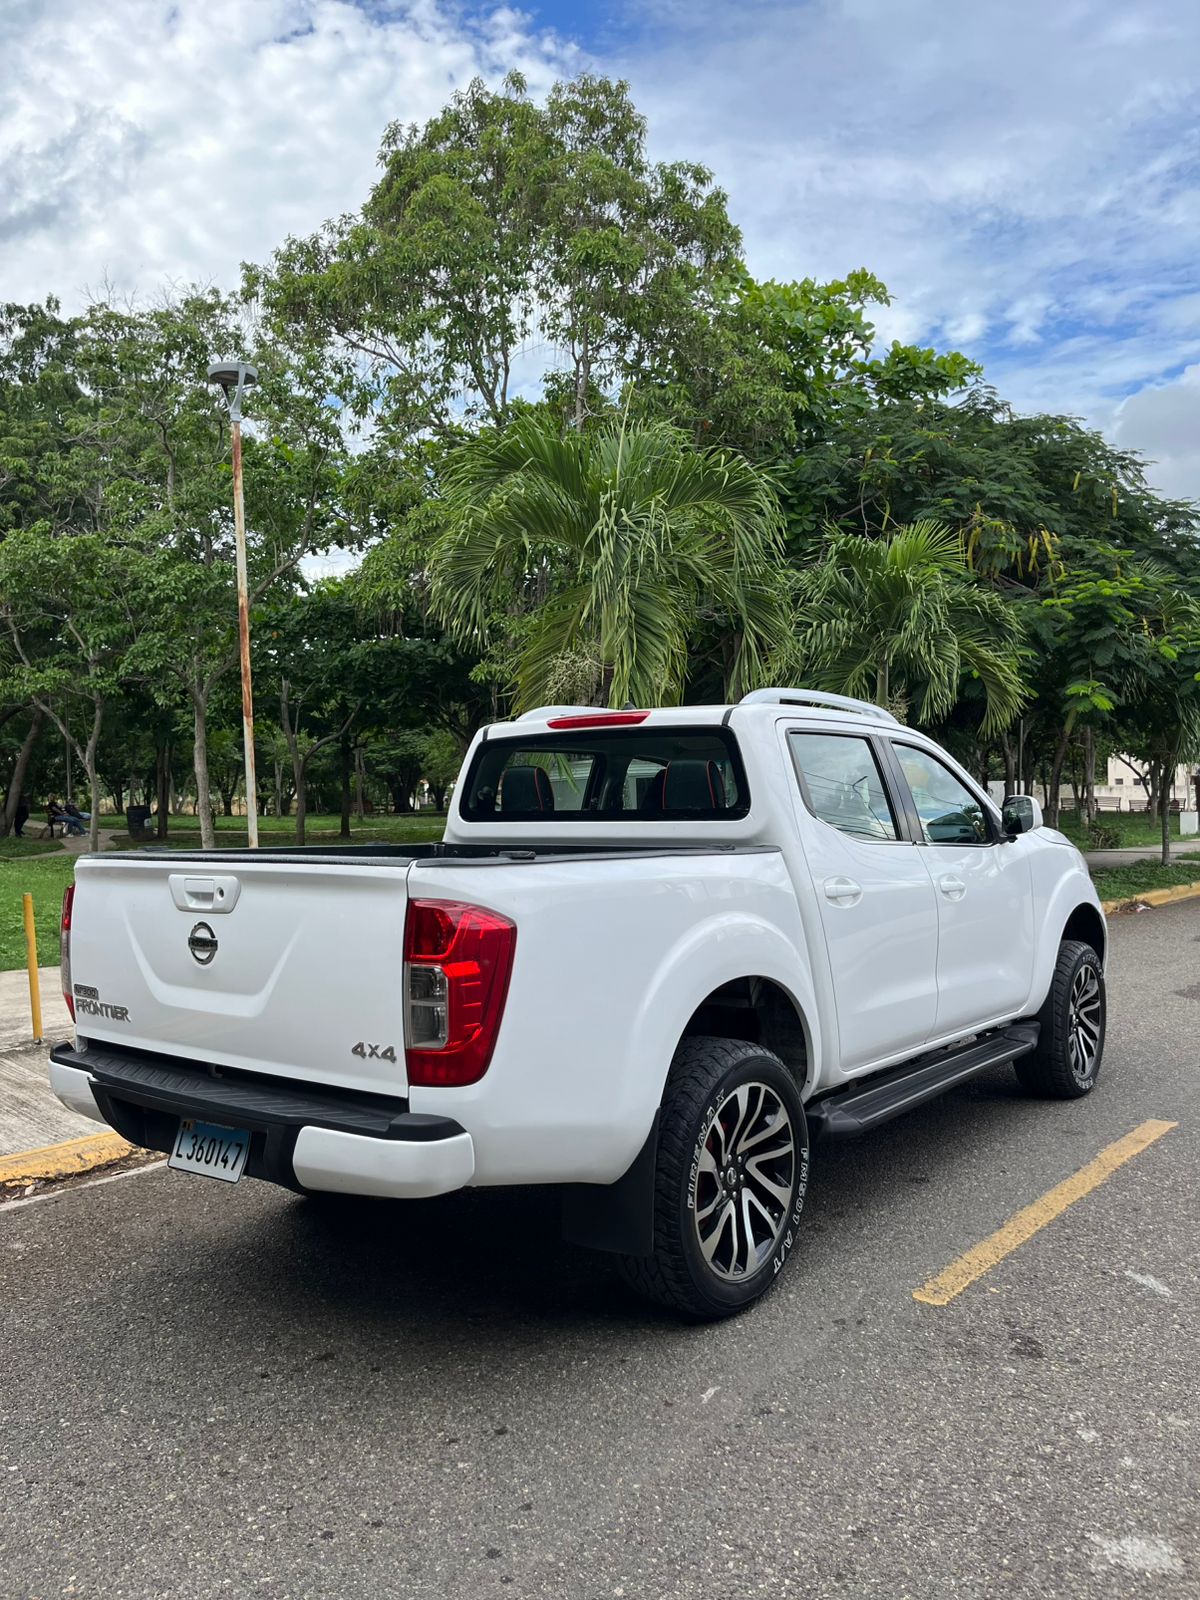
1100 880 1200 915
0 1131 133 1188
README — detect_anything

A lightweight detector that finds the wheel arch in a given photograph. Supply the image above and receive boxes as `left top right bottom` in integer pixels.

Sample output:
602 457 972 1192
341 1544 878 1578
677 976 814 1097
1061 902 1107 967
562 970 816 1260
1028 875 1109 1014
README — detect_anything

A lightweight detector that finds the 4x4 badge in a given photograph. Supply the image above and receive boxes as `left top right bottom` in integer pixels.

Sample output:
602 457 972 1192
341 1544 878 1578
188 922 219 965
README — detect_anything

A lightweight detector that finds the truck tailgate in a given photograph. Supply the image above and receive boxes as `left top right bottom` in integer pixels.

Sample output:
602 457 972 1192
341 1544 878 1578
69 855 411 1096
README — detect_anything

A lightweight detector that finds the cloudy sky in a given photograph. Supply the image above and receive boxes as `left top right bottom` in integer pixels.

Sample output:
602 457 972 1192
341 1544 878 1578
4 0 1199 501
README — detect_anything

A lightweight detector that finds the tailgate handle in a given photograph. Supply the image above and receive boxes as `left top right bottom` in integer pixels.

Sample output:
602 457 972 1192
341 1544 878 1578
168 874 242 914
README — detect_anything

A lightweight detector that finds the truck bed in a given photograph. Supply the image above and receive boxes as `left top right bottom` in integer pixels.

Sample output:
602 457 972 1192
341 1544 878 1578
65 839 802 1186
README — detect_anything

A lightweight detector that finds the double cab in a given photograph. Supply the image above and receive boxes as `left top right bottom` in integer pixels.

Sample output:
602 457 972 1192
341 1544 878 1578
51 689 1106 1318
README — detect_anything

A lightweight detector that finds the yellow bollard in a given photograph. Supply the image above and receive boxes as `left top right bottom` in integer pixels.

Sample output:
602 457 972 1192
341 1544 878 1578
22 892 43 1044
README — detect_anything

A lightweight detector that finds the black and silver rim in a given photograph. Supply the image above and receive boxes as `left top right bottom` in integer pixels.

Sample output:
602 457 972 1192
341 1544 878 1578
693 1082 797 1280
1067 963 1102 1083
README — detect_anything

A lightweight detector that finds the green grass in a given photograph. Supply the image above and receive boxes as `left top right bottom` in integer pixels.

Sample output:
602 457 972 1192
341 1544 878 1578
0 836 66 860
0 852 78 969
1057 810 1184 850
112 811 448 850
1090 855 1200 905
0 812 449 970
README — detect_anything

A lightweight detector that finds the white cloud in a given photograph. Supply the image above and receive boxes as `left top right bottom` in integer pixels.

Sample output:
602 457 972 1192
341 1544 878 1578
1114 365 1200 504
0 0 577 306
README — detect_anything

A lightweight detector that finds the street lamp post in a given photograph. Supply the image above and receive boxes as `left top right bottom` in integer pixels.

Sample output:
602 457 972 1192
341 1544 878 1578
207 360 260 849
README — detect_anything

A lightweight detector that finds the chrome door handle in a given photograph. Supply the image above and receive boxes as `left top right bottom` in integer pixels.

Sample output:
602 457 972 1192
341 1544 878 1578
823 876 863 907
938 874 966 901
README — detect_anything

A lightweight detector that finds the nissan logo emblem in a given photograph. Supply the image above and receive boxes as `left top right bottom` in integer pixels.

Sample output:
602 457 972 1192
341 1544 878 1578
188 922 219 965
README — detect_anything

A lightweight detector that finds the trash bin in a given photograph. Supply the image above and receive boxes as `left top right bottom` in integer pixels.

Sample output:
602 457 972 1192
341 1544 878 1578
126 804 152 839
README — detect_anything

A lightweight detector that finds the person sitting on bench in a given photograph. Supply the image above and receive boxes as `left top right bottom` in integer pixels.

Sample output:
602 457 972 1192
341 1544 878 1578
63 799 90 834
47 798 85 837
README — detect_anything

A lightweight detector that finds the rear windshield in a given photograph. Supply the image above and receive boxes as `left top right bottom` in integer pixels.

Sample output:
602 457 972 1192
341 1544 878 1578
459 726 750 822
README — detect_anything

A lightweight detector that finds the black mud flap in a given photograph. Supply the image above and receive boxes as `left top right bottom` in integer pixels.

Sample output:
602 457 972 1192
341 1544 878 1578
560 1113 660 1257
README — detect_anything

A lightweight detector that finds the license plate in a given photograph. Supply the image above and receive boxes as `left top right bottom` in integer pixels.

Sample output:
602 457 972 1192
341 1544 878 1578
168 1119 250 1184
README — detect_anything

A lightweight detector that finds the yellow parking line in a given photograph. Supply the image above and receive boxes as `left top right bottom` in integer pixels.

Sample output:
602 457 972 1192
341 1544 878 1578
913 1119 1178 1307
0 1132 133 1188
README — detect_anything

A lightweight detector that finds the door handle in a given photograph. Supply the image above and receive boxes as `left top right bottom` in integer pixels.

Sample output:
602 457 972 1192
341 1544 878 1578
823 876 863 907
938 874 966 901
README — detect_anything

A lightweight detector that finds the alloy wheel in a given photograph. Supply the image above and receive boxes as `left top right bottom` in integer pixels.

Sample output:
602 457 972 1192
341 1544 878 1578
1067 963 1102 1083
693 1081 797 1280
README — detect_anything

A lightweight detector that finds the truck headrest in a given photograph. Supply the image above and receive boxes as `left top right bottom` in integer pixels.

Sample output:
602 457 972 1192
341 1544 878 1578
640 759 725 814
501 765 556 813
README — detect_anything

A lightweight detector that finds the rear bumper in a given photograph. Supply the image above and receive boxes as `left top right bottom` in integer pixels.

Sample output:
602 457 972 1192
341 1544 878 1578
49 1058 107 1124
48 1043 474 1200
292 1125 474 1198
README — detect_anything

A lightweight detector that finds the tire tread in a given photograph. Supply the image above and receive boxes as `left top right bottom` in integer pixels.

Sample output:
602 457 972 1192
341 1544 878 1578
617 1037 804 1319
1014 939 1104 1099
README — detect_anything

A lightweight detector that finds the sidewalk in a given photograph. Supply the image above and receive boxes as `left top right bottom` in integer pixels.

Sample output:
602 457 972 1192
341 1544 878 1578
59 826 121 856
0 964 91 1160
0 965 72 1053
0 1042 98 1159
1083 840 1200 869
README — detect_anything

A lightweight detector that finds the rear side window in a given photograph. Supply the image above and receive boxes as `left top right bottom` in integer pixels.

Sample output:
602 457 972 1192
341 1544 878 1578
789 732 898 841
459 727 750 822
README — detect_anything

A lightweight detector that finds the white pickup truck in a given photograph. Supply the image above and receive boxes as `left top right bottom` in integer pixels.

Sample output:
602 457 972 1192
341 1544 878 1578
50 689 1106 1318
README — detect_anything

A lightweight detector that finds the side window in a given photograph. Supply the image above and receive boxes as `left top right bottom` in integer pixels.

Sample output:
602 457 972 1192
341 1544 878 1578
789 733 899 841
893 746 990 845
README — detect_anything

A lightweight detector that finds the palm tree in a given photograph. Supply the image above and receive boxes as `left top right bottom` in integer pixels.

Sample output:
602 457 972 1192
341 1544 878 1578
783 520 1026 734
430 413 788 709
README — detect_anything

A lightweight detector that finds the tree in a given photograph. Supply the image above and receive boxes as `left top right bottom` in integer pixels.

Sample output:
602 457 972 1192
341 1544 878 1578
636 268 977 460
419 729 462 811
790 388 1200 812
250 74 741 441
1019 561 1132 824
431 411 789 709
785 385 1200 574
537 75 740 429
205 726 243 819
1038 558 1200 855
261 583 376 845
0 530 136 851
784 520 1026 735
1122 640 1200 866
0 704 43 838
0 300 92 543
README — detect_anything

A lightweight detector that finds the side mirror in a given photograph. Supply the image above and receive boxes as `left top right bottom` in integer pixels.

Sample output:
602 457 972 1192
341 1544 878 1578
1002 794 1043 838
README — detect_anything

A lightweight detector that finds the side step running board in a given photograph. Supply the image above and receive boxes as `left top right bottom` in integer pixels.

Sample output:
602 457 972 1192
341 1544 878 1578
806 1023 1040 1139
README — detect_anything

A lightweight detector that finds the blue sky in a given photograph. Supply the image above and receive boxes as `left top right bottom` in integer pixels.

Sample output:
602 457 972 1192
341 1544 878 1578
4 0 1200 501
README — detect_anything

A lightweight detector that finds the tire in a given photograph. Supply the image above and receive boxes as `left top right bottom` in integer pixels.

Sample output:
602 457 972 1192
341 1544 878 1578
617 1037 809 1320
1014 939 1106 1098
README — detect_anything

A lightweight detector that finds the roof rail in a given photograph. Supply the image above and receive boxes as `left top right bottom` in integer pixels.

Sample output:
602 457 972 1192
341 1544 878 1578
514 704 596 722
737 687 900 724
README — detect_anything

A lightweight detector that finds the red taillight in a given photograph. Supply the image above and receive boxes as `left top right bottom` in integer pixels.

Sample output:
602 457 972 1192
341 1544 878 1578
403 899 516 1087
545 711 649 729
61 884 75 1021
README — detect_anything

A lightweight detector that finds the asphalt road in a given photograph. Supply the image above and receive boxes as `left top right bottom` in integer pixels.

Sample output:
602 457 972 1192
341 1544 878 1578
2 904 1197 1600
